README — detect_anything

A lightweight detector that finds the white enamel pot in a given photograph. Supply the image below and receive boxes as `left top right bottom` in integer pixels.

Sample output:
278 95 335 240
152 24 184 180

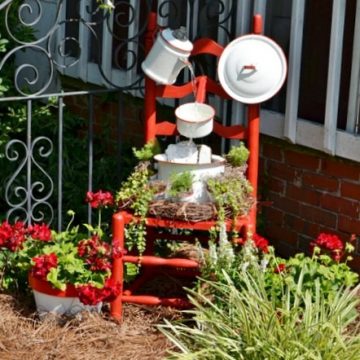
141 27 193 85
175 102 215 138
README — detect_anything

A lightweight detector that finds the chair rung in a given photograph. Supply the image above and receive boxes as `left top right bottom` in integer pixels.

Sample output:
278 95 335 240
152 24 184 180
123 255 199 268
121 294 191 308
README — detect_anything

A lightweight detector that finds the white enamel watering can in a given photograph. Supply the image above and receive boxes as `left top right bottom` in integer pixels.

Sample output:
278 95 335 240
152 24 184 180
141 27 193 85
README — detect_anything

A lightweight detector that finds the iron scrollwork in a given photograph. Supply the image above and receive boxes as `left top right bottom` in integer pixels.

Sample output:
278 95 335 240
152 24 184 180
0 0 235 226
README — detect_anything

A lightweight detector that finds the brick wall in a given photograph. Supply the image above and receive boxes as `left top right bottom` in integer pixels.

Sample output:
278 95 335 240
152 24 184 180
260 135 360 271
64 92 145 148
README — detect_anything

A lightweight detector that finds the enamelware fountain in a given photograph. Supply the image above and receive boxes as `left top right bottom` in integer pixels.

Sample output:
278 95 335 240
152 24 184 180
142 26 287 203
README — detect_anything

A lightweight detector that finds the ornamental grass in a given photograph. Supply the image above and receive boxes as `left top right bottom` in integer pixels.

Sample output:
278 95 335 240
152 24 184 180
160 235 360 360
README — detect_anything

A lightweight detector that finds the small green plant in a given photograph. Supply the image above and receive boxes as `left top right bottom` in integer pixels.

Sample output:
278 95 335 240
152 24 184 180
115 162 154 256
207 175 253 223
96 0 115 11
132 140 161 162
168 171 194 198
225 141 250 167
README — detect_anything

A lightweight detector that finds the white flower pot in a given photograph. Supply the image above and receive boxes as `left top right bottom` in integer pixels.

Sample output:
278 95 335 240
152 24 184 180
29 274 102 317
32 290 102 317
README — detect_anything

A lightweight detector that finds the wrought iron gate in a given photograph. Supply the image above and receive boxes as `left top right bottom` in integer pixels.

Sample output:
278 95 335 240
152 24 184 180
0 0 239 229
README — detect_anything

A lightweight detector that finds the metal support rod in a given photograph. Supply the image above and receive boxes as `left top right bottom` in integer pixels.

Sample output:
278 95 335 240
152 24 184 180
87 94 94 226
26 99 32 225
57 96 64 232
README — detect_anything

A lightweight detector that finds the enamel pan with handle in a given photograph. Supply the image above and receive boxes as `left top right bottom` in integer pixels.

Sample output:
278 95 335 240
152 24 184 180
217 34 287 104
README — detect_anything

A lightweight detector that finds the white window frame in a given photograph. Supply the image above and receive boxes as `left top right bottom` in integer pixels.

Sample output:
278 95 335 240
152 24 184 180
56 0 360 163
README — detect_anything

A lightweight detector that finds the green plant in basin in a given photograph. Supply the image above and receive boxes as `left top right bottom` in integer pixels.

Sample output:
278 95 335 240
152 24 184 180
168 171 194 199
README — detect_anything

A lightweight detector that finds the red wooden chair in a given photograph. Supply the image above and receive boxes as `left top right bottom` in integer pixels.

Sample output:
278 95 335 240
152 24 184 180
110 12 262 321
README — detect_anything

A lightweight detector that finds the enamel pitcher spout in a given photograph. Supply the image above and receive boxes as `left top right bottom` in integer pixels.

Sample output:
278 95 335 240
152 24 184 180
141 27 193 85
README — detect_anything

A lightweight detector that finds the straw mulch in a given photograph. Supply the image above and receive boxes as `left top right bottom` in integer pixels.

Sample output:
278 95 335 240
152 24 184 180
0 293 177 360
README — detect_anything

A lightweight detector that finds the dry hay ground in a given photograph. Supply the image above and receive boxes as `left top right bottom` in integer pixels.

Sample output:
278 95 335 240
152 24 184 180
0 293 177 360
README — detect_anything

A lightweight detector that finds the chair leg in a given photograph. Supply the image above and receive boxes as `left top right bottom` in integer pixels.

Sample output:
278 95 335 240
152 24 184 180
110 212 125 321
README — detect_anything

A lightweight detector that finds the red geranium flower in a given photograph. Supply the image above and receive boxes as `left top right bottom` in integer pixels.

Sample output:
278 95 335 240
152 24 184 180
31 253 58 280
76 278 121 305
78 235 112 271
274 263 286 273
28 223 52 242
85 190 114 209
0 221 13 247
252 233 269 253
0 221 27 251
310 233 344 262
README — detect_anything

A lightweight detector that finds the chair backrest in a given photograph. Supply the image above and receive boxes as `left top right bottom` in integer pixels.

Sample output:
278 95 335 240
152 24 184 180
143 12 263 232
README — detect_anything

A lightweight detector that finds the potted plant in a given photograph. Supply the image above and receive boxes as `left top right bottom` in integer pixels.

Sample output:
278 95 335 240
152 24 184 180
225 141 250 168
0 190 121 316
167 171 194 202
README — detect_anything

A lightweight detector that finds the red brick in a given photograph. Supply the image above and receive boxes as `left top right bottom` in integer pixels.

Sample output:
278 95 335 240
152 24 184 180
262 143 283 162
269 193 300 216
264 207 284 225
265 223 298 246
321 158 360 181
299 204 337 228
286 184 320 206
268 178 285 194
303 173 339 192
338 216 360 234
268 160 297 181
269 238 298 257
320 193 360 218
284 214 320 238
284 150 320 171
348 255 360 273
340 181 360 201
298 234 313 254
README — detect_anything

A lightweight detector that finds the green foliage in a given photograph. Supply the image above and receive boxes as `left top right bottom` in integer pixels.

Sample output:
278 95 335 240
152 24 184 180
96 0 115 11
264 250 359 306
168 171 194 198
225 142 250 167
132 140 161 161
199 236 358 308
160 240 360 359
116 162 154 256
207 175 253 222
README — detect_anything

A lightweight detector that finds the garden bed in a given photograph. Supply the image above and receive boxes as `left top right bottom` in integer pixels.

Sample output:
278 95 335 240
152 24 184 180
0 293 175 360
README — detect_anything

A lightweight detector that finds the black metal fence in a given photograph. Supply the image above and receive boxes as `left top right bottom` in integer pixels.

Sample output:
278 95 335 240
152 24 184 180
0 0 238 229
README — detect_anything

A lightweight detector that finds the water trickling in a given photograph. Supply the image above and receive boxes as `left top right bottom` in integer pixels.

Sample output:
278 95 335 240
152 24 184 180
185 62 197 101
